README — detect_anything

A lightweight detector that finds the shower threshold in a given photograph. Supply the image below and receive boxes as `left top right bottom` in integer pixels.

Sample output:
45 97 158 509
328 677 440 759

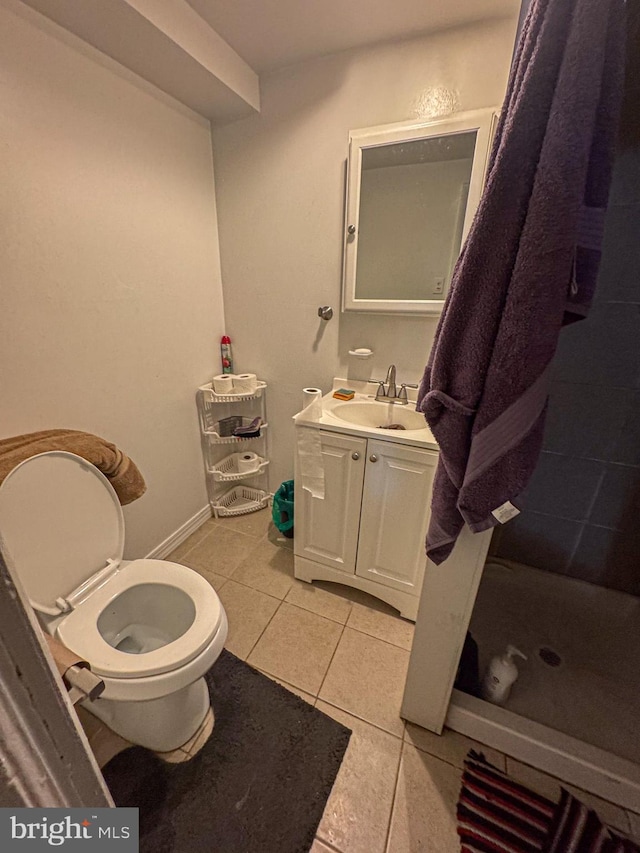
446 688 640 811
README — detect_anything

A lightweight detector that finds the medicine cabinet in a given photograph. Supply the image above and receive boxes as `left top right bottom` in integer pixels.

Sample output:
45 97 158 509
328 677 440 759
341 109 497 315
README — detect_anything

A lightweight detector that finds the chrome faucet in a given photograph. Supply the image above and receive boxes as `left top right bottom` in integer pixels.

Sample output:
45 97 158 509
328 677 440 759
373 365 418 404
385 364 397 399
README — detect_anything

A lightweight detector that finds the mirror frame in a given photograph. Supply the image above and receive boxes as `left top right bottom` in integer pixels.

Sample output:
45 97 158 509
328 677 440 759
342 108 498 315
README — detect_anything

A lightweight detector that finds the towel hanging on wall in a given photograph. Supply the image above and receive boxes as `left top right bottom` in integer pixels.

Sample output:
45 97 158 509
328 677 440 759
417 0 627 564
0 429 146 505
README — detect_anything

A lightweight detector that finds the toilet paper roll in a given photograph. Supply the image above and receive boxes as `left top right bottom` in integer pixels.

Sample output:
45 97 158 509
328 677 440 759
237 451 259 474
302 388 323 420
45 634 90 678
212 374 234 394
233 373 258 394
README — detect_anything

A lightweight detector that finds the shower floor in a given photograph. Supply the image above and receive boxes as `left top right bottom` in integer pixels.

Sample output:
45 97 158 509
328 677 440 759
469 561 640 765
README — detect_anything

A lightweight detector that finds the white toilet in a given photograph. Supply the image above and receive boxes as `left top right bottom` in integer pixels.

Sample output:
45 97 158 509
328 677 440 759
0 451 228 753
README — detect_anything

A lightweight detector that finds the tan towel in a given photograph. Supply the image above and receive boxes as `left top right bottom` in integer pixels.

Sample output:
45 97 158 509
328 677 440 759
0 429 146 505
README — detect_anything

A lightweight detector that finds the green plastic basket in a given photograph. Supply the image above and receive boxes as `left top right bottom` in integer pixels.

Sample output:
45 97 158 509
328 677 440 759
272 479 294 538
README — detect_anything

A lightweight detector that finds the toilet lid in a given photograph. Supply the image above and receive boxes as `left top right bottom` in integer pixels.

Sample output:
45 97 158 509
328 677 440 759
0 451 124 614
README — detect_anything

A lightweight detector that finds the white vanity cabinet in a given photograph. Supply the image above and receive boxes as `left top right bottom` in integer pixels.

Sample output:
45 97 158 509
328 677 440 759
294 427 438 620
295 431 365 576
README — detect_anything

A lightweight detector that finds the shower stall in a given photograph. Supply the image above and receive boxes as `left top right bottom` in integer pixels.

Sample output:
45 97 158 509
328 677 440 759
449 41 640 807
403 12 640 811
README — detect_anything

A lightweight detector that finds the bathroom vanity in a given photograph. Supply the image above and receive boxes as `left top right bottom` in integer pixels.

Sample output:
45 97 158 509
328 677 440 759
293 379 439 620
293 380 494 736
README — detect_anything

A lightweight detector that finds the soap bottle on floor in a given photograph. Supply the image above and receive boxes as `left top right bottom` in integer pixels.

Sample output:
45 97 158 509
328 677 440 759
481 645 527 706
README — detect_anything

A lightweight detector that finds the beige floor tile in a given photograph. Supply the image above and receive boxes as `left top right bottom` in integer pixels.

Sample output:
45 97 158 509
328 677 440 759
196 568 228 592
629 811 640 840
179 526 256 577
404 724 506 772
266 522 293 549
310 839 335 853
155 746 190 764
319 628 409 737
506 759 631 834
216 580 280 660
167 549 229 591
387 744 462 853
347 603 414 650
248 603 342 694
212 507 271 538
166 519 214 560
316 701 402 853
232 537 295 598
285 580 353 624
256 670 316 705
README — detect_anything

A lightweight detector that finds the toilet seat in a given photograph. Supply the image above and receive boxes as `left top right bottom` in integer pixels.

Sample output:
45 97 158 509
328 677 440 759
0 451 126 616
56 559 223 679
0 451 225 682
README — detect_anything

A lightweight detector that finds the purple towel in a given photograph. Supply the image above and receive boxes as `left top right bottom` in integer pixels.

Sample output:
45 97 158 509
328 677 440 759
417 0 626 565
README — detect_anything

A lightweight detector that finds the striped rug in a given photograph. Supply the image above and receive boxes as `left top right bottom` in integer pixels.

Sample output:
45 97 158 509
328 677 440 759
457 752 555 852
544 788 639 853
456 752 640 853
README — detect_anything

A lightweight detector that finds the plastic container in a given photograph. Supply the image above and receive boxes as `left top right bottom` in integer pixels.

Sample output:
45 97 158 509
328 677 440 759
481 645 527 706
217 415 243 437
209 452 269 481
212 485 269 517
220 335 233 374
272 480 294 538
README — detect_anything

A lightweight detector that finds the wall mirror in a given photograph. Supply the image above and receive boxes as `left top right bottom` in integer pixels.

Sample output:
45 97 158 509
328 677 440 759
342 109 497 314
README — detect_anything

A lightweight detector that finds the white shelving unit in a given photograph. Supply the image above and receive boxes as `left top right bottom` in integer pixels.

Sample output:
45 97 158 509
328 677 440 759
197 382 270 517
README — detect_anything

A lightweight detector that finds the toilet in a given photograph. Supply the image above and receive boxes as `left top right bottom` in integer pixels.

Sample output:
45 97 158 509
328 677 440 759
0 451 228 754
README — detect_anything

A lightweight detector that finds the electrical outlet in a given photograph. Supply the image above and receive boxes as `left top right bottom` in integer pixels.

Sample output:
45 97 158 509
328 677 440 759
432 277 445 295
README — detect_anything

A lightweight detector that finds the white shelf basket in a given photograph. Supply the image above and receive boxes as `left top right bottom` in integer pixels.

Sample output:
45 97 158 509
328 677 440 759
200 380 266 403
198 381 266 424
208 452 269 482
211 486 270 517
202 418 269 443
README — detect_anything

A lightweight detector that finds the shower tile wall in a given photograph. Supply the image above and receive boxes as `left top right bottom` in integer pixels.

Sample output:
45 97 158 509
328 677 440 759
492 48 640 596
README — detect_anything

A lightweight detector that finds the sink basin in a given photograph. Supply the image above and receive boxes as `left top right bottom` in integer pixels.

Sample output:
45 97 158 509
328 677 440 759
331 400 426 431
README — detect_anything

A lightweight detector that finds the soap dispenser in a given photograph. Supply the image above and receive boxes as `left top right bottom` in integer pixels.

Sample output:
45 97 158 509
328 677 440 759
481 645 527 706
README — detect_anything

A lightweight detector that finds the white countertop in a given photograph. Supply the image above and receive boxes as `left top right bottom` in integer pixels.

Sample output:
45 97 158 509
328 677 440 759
293 378 438 451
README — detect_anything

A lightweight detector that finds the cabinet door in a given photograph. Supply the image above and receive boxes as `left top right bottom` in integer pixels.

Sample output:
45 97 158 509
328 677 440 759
355 440 437 594
294 429 366 574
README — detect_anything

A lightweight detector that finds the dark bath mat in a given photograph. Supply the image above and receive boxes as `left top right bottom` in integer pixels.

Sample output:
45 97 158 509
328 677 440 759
102 650 351 853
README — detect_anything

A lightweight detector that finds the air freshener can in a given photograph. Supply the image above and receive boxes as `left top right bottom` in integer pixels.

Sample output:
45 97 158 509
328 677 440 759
220 335 233 374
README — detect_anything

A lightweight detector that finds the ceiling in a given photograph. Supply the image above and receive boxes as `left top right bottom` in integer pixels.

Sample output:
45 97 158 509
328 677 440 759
20 0 520 123
186 0 520 74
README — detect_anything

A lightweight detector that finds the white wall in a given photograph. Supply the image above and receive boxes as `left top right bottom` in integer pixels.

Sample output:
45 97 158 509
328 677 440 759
212 18 517 489
0 1 225 558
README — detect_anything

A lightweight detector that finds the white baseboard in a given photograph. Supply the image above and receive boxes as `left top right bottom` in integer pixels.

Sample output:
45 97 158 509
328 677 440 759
145 505 212 560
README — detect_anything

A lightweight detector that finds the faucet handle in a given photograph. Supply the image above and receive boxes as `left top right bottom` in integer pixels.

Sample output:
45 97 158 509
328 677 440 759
374 380 387 401
398 383 419 403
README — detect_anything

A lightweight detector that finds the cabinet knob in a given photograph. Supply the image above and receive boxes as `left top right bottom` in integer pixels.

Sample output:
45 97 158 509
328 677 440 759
351 452 360 461
347 224 356 235
369 454 378 463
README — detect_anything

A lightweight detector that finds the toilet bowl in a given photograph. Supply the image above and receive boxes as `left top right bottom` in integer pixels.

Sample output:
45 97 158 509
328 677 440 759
0 451 228 753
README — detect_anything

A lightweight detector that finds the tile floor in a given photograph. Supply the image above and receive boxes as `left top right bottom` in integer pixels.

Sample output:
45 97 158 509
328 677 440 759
168 509 640 852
